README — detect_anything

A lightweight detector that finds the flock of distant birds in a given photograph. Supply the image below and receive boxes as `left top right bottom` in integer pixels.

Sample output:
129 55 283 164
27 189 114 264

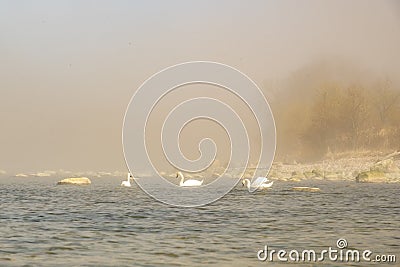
121 171 274 191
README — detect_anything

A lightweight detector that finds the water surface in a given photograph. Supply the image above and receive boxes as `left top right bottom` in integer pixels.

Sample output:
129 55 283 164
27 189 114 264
0 177 399 266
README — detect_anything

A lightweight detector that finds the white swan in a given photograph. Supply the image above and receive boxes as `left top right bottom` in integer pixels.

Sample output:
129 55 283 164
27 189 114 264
121 173 133 187
176 171 203 187
242 177 273 191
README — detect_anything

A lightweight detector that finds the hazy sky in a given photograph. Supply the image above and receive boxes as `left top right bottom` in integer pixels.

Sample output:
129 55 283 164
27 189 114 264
1 1 399 173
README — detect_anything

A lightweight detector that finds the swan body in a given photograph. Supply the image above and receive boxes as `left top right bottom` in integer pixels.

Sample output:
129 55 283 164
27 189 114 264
176 172 203 187
242 177 273 191
121 173 133 187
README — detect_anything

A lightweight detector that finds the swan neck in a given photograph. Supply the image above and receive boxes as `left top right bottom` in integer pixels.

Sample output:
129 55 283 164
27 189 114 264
245 179 251 189
179 172 185 186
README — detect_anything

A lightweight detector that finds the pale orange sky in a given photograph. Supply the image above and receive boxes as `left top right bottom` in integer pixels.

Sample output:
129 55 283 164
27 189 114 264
0 1 399 173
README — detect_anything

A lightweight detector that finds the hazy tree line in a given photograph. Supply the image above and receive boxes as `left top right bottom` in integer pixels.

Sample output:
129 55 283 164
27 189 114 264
270 61 400 162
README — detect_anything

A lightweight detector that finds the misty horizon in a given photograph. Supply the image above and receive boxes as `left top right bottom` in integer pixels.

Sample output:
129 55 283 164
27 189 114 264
1 1 400 174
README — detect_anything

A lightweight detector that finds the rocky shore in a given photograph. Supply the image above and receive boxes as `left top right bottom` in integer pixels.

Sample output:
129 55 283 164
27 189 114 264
268 151 400 183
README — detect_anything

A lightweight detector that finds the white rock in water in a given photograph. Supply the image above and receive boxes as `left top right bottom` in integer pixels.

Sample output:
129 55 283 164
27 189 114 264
57 177 91 185
34 172 51 177
291 186 321 192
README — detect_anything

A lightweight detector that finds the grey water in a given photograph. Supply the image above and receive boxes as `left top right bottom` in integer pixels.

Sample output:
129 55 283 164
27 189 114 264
0 177 399 266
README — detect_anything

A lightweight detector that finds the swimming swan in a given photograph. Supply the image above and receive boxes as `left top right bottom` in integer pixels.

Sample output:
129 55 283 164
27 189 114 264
121 173 133 187
176 171 203 187
242 177 273 191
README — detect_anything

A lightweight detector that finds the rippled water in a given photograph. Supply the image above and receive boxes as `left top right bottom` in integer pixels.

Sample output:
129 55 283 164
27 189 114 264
0 177 399 266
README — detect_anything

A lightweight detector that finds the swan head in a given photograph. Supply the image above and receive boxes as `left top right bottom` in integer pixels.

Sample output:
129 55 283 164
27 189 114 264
241 179 250 187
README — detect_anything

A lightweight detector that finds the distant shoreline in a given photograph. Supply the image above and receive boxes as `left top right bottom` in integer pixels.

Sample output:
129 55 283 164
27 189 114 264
3 151 400 184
